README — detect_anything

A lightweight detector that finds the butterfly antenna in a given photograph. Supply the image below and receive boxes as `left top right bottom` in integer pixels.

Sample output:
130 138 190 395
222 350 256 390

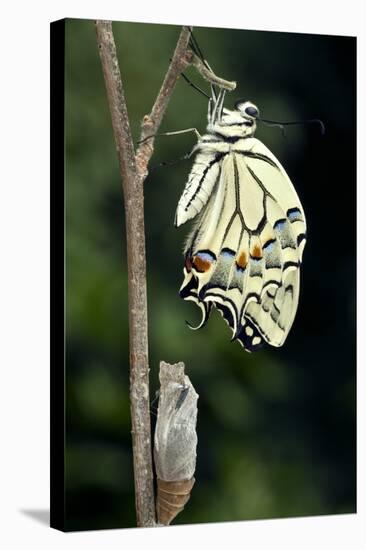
189 30 210 69
259 117 325 135
180 72 211 100
259 119 287 137
189 30 219 98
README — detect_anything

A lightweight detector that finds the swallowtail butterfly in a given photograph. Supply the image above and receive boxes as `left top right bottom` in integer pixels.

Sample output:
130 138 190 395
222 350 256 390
175 89 306 352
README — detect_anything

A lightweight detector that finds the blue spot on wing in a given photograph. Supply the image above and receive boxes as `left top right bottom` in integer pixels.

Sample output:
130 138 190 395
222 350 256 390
287 207 303 222
196 251 216 262
221 248 235 258
274 219 286 231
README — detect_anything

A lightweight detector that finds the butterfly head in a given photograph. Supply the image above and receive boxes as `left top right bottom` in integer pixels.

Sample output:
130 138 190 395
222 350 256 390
234 100 260 121
209 99 259 139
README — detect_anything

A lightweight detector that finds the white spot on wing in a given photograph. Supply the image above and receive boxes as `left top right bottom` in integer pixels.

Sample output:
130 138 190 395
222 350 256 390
245 326 254 336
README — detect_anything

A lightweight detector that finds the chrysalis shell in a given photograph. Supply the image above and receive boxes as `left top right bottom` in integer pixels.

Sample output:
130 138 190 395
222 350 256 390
156 477 195 525
154 361 198 525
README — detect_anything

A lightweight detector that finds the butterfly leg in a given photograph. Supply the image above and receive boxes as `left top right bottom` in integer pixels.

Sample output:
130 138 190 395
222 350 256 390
210 87 226 125
207 97 213 123
158 127 202 140
138 127 202 145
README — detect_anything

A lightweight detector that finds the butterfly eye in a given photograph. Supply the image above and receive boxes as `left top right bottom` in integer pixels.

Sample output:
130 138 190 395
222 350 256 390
245 105 259 117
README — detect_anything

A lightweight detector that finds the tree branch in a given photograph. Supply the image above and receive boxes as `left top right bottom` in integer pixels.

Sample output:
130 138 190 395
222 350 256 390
95 21 194 528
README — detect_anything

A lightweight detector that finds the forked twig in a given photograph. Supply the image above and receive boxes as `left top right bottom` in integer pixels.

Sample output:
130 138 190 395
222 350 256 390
95 20 235 527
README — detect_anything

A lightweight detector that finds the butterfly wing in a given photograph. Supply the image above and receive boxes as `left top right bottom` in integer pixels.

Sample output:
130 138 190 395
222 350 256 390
240 137 307 261
178 138 306 351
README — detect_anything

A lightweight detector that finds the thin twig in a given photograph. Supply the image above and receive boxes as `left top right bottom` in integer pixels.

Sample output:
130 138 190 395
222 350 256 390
135 26 193 176
192 53 237 91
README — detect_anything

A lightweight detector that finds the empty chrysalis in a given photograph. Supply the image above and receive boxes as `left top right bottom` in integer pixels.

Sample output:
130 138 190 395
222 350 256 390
175 87 307 352
154 361 198 525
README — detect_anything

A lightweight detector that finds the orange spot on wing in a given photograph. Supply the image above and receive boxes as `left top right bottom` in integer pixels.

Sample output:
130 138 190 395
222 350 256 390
251 244 263 259
192 255 212 273
236 251 248 269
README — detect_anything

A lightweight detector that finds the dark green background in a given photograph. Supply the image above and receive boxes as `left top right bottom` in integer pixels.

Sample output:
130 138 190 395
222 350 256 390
64 19 356 530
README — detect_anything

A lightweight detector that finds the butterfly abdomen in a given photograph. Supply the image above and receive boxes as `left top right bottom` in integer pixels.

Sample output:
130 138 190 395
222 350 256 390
175 135 232 227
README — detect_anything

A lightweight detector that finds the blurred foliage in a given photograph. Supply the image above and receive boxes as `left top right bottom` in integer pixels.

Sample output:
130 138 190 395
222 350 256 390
64 18 356 530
